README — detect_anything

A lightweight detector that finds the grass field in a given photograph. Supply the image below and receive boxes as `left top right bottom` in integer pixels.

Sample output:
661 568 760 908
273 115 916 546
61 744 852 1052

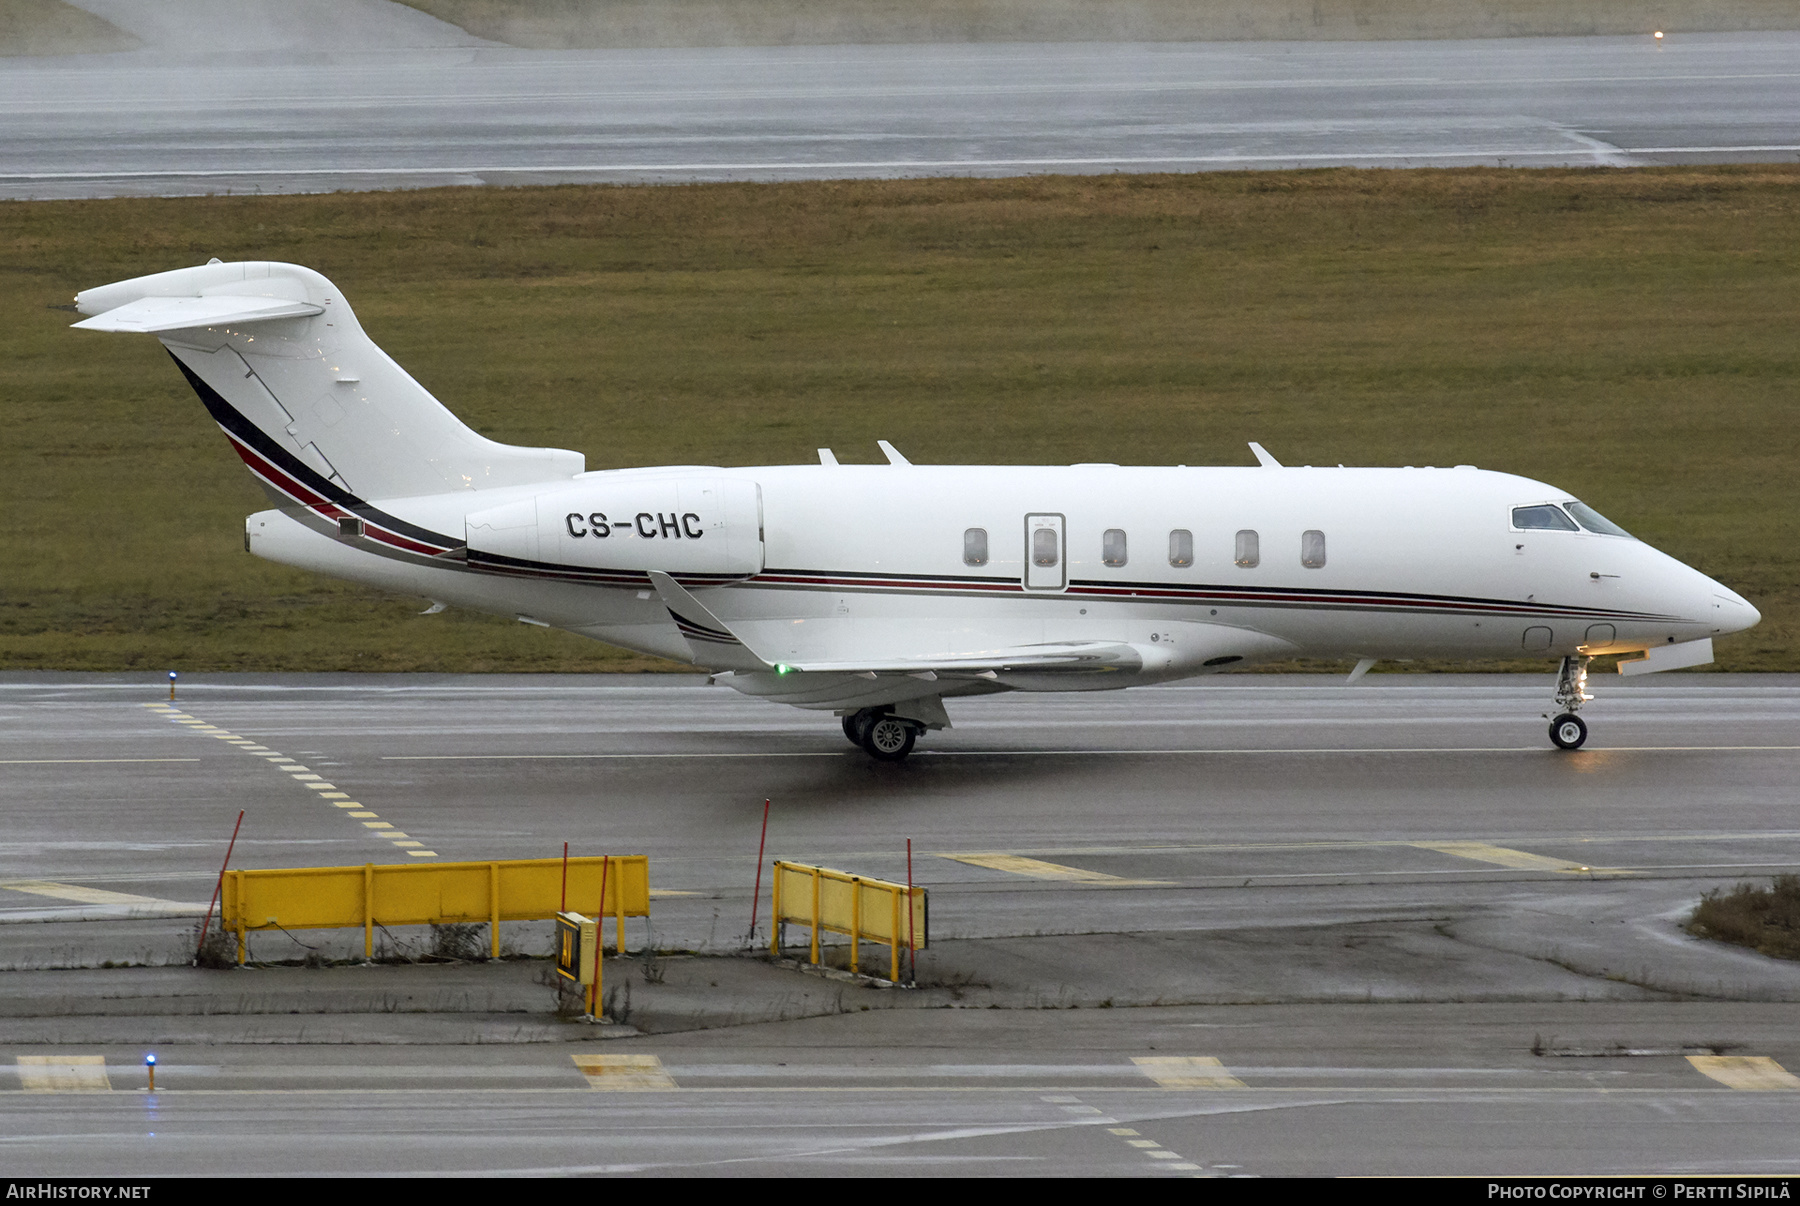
2 167 1794 673
1688 876 1800 961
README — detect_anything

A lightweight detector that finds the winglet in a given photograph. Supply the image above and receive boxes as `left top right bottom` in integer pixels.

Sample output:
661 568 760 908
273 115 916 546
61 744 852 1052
646 571 773 672
877 440 912 467
1248 442 1282 468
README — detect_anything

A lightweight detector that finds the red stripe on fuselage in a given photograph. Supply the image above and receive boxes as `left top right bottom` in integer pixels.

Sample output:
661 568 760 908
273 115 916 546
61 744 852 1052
224 428 450 557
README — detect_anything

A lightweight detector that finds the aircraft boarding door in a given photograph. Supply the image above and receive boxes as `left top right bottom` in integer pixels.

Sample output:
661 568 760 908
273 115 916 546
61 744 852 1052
1023 514 1066 591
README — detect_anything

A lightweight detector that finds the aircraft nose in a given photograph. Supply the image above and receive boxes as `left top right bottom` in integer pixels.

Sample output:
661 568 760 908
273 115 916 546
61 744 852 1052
1707 582 1761 635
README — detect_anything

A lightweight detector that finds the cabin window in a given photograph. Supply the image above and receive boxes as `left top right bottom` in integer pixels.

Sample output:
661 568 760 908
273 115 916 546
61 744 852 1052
963 528 988 566
1565 501 1633 538
1032 526 1060 567
1102 529 1128 567
1234 529 1259 568
1169 529 1193 568
1512 504 1578 532
1301 529 1326 568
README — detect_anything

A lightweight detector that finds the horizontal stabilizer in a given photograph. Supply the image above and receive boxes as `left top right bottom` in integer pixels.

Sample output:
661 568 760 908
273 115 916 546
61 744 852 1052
72 295 325 333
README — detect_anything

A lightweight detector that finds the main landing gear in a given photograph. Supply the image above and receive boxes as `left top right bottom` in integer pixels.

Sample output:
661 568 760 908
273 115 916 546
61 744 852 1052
843 708 921 762
1547 654 1593 751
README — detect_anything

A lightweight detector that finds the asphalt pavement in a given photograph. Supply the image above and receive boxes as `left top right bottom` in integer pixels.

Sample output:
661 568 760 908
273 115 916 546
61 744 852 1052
4 33 1798 199
3 670 1797 1175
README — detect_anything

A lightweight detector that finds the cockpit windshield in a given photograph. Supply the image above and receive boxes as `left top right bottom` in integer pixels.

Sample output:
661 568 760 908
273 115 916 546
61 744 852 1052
1511 504 1578 531
1565 501 1633 538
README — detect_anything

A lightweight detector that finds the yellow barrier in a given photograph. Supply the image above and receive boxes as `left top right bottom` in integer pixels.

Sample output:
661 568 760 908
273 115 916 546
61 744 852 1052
769 860 927 983
222 856 648 964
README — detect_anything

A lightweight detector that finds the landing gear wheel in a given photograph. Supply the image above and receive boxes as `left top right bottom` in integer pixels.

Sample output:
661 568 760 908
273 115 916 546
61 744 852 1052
843 708 881 748
861 716 917 762
1549 712 1588 751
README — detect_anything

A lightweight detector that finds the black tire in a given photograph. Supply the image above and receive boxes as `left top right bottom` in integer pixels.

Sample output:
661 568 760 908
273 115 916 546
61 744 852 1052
861 716 917 762
844 708 881 747
1549 712 1588 751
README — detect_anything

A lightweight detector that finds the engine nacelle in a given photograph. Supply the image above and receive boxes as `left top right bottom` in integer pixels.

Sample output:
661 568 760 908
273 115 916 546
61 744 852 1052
465 477 763 580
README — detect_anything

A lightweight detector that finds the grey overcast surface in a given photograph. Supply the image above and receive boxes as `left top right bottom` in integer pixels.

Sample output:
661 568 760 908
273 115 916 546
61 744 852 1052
4 29 1799 199
2 674 1798 1175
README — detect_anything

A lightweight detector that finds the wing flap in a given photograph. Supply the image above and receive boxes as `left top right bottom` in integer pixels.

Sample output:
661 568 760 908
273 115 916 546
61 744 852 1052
785 642 1143 675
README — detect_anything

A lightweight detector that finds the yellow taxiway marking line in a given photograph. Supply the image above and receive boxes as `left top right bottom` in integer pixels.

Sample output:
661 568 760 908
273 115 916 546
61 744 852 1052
0 880 179 907
571 1054 677 1091
649 889 699 897
162 711 440 858
16 1056 111 1093
941 853 1171 885
1687 1056 1800 1090
1133 1056 1247 1090
1409 841 1636 876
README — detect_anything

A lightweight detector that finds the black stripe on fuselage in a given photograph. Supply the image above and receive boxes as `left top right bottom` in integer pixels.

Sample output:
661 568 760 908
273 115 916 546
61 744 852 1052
168 350 462 552
746 567 1685 623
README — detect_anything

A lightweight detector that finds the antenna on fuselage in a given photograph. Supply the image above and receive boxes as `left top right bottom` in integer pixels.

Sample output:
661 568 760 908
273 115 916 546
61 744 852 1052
1248 442 1283 468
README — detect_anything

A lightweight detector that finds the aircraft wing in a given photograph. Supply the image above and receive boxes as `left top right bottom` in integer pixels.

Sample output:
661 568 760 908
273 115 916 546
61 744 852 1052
647 571 1142 677
779 644 1143 676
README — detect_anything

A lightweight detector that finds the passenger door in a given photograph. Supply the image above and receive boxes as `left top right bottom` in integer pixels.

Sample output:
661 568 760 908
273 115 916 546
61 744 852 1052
1023 514 1065 591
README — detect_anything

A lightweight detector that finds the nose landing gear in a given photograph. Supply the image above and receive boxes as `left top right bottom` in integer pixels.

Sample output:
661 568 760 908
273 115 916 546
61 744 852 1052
1546 654 1593 750
843 707 920 762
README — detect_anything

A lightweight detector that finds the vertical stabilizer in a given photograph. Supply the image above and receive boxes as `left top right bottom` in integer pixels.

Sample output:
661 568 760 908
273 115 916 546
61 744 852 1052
74 261 584 507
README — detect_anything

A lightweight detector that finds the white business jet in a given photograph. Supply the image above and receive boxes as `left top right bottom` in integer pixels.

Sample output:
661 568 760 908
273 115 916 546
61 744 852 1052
73 261 1760 760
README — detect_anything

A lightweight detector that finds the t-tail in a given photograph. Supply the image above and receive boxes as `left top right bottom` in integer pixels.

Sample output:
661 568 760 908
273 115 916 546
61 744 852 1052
73 260 583 554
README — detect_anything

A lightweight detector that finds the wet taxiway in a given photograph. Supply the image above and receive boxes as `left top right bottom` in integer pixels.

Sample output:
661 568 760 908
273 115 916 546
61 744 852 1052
2 672 1797 1176
4 33 1799 199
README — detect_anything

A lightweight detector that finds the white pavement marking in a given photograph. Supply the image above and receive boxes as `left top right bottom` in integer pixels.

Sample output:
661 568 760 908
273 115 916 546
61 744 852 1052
15 1057 110 1093
0 759 200 764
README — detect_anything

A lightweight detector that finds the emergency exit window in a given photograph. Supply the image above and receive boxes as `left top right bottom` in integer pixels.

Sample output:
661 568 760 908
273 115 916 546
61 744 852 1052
1235 530 1259 568
1033 527 1059 567
1169 529 1193 567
